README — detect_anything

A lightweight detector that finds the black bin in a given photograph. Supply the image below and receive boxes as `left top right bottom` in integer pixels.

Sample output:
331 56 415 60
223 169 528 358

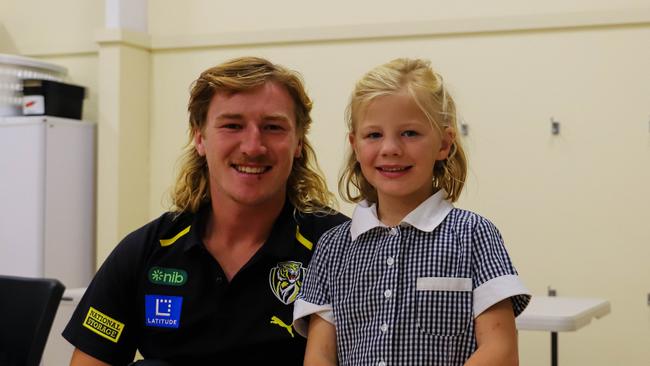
22 79 86 120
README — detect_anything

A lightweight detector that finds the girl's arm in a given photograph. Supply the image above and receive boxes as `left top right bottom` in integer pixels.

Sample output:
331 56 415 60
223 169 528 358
69 348 111 366
304 313 337 366
464 299 519 366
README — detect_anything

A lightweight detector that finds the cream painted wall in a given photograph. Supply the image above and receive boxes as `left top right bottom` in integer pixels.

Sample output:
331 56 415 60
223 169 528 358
0 0 103 55
149 24 650 366
95 41 151 265
148 0 650 36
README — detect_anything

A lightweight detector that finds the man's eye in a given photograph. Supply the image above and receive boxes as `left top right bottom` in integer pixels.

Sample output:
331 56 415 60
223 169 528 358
402 130 419 137
264 124 284 131
222 123 242 130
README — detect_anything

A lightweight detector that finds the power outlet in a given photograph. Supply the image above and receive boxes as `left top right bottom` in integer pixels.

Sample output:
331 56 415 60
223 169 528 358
547 286 557 297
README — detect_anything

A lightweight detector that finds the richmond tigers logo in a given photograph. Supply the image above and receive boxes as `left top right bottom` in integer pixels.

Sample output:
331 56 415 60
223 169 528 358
269 261 306 305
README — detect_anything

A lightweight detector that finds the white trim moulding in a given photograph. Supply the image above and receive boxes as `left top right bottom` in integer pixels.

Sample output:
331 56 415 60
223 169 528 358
150 9 650 50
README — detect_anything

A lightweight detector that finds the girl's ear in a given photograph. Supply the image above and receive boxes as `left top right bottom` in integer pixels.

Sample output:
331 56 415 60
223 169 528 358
436 127 456 160
349 132 358 158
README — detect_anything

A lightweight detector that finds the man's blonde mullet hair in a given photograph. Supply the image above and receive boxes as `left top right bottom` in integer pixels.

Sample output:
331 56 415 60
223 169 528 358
339 58 467 203
171 57 336 213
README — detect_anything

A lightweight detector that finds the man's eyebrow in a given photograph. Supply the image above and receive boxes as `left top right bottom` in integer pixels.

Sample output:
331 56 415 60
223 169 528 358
216 113 243 120
263 114 290 122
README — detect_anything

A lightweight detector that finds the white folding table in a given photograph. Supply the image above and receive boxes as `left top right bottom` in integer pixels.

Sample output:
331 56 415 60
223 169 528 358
516 296 610 366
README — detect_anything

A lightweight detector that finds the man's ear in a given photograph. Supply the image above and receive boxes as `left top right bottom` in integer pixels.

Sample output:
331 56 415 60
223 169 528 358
193 129 206 156
436 127 456 160
294 138 303 158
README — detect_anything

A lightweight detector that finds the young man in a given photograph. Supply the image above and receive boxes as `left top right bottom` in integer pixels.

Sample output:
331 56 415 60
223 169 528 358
63 57 347 365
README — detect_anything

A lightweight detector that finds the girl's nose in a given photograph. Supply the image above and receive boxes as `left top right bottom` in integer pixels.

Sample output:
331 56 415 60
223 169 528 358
380 136 402 157
240 126 268 157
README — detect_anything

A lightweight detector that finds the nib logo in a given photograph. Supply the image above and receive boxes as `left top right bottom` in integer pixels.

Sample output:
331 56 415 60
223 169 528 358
148 267 188 286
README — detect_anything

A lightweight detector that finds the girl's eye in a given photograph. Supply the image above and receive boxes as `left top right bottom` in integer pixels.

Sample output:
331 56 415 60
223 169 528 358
402 130 419 137
366 132 382 139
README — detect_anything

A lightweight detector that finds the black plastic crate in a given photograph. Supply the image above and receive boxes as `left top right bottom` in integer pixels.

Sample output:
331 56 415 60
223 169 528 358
22 79 85 120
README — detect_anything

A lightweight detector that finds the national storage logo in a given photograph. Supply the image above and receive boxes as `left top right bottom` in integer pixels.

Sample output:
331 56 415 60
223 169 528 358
83 307 124 343
148 266 188 286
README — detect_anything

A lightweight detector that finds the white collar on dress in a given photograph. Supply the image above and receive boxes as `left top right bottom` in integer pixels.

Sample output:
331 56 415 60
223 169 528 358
350 189 454 241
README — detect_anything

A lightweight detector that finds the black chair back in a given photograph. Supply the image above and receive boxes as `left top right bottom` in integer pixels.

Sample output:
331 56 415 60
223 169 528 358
0 275 65 366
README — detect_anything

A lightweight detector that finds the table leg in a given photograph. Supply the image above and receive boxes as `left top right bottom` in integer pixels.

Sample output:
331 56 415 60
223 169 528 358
551 331 558 366
548 287 558 366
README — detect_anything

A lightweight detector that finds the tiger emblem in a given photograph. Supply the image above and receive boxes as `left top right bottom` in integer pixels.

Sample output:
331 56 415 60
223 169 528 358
269 261 306 305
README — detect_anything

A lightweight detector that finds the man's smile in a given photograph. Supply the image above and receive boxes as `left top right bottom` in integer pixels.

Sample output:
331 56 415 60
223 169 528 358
232 164 271 174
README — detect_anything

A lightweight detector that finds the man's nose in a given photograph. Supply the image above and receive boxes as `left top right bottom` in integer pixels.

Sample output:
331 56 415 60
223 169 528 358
240 126 268 157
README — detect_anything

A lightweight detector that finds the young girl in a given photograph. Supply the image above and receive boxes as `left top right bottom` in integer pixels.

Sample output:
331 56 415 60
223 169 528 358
293 58 530 366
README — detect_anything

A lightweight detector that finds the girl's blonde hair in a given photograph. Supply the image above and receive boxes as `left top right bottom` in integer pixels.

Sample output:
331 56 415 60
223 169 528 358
339 58 467 203
171 56 336 213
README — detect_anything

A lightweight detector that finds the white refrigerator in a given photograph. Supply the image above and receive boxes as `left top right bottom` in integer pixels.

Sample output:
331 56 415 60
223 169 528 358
0 115 95 288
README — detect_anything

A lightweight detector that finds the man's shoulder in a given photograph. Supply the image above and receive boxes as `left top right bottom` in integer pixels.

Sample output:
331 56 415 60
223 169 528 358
294 209 349 241
117 210 197 254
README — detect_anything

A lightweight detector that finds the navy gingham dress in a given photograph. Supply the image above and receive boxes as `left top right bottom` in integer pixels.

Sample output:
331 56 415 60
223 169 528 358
294 192 530 366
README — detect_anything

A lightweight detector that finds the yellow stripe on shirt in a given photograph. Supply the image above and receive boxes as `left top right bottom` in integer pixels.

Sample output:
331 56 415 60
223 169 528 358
295 226 313 251
159 225 191 247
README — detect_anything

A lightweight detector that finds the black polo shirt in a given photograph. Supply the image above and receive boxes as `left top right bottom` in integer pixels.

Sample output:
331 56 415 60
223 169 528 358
63 201 348 365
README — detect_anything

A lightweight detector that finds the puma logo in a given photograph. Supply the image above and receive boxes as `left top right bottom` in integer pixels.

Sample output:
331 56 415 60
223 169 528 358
270 315 294 338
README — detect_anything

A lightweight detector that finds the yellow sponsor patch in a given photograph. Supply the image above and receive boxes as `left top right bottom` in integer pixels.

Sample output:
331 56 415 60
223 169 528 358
83 306 125 343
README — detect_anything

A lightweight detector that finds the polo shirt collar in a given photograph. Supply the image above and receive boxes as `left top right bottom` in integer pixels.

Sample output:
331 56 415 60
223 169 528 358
259 200 297 259
350 189 454 241
184 200 297 259
183 204 211 252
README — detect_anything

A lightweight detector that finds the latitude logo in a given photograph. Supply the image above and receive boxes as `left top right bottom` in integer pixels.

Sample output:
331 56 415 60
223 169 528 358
148 267 188 286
